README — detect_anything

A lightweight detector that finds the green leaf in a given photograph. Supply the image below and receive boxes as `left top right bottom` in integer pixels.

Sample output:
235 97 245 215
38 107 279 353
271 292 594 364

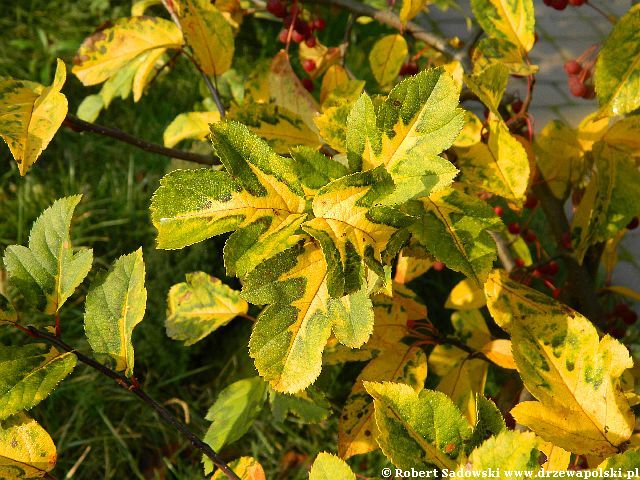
151 121 307 278
3 195 93 314
469 430 541 471
177 0 234 76
166 271 248 346
309 452 355 480
77 94 104 123
347 69 463 204
339 345 427 459
407 188 501 285
244 241 374 393
571 141 640 264
315 100 353 153
203 377 267 474
595 5 640 117
369 34 408 86
468 395 505 451
0 344 77 420
463 64 509 118
0 413 57 479
364 381 472 470
269 386 331 424
84 249 146 377
72 16 183 86
303 167 411 297
598 448 640 474
290 146 348 195
0 59 68 175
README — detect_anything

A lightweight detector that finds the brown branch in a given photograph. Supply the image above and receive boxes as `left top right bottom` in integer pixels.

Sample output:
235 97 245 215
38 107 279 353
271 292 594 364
306 0 465 66
531 179 604 323
63 115 218 166
24 326 240 480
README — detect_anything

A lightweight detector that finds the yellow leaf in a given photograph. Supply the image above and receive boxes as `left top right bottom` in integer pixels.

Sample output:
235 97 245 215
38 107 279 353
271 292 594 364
369 34 408 86
394 252 433 284
132 47 166 101
269 51 319 132
299 41 344 81
445 278 487 310
211 456 265 480
457 118 529 205
320 65 349 104
485 269 635 456
605 285 640 303
480 339 516 369
338 345 427 458
453 111 482 148
72 16 183 86
163 111 220 147
0 413 57 479
178 0 234 76
471 0 535 54
540 442 571 471
576 112 609 151
132 0 162 15
399 0 428 24
0 59 68 175
603 115 640 156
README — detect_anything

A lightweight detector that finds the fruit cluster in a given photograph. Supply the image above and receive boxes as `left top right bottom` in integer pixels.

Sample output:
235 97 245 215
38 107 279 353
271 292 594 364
605 303 638 339
543 0 586 10
564 59 595 99
268 0 326 47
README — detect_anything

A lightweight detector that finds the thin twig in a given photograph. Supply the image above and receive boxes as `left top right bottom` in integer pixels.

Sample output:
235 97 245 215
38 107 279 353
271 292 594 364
24 326 241 480
63 115 218 166
182 49 226 118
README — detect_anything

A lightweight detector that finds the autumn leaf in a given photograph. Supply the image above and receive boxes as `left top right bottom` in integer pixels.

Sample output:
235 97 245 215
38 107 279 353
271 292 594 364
163 111 220 147
211 457 265 480
309 452 355 480
0 413 57 479
0 59 68 175
369 34 408 86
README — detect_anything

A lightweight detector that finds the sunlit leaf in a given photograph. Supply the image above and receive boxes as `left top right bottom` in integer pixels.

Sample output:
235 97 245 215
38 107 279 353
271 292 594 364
0 413 57 479
0 59 68 175
485 269 635 456
163 111 220 148
369 34 408 86
72 16 183 86
0 345 76 420
445 278 487 310
3 195 92 314
470 0 535 53
463 64 509 118
399 0 428 24
309 452 355 480
469 430 541 472
84 249 146 377
269 386 331 424
211 457 265 480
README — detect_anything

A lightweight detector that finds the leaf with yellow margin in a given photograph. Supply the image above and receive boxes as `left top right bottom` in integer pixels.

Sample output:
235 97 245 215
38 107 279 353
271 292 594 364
484 269 635 456
470 0 535 54
72 16 183 86
0 59 67 175
469 430 542 472
0 413 57 479
339 345 427 459
244 241 374 393
463 64 509 118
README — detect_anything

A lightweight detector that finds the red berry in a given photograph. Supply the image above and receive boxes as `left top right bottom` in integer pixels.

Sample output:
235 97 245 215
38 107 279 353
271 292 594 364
291 30 305 43
302 77 314 92
550 0 568 10
627 217 639 230
524 194 538 209
515 258 525 268
561 232 572 250
569 76 587 97
399 62 419 76
532 268 543 279
622 310 638 326
564 60 582 75
433 261 445 272
278 29 288 43
512 99 524 114
582 85 595 100
313 18 326 30
305 36 317 48
493 206 504 216
524 229 537 243
406 319 416 329
302 59 316 73
542 261 559 276
613 303 631 317
568 0 585 5
266 0 287 18
552 288 562 299
508 222 521 235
